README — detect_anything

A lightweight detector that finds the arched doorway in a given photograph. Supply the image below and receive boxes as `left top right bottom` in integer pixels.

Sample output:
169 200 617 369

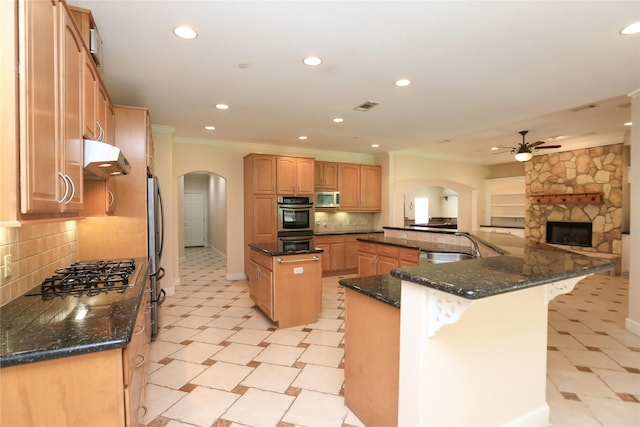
177 171 227 261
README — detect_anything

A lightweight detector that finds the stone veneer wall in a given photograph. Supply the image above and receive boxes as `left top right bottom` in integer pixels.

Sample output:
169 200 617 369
525 143 623 255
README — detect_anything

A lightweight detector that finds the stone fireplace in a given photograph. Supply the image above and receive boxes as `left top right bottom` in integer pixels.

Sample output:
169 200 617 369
525 144 623 255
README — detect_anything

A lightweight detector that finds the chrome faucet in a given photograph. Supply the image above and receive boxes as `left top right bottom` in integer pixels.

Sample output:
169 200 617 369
454 232 481 257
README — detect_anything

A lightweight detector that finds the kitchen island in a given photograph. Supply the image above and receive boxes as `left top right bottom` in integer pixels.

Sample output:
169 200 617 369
339 231 614 427
248 241 323 328
0 258 150 427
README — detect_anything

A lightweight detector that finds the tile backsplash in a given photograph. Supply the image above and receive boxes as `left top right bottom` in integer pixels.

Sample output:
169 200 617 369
0 221 78 306
314 211 376 233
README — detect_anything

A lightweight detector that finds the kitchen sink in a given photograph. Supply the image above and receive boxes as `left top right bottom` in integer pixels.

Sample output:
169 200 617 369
419 251 476 264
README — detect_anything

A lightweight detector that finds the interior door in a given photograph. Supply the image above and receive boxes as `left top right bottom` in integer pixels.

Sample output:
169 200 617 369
184 192 205 247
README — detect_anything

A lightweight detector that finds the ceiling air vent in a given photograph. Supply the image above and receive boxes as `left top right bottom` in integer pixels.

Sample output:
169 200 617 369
354 101 380 111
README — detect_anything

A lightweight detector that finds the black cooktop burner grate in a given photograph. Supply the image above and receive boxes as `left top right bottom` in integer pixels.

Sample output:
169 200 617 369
27 259 136 300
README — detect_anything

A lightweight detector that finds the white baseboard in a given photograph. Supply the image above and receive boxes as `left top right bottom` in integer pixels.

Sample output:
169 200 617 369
625 317 640 336
227 272 247 280
504 404 550 427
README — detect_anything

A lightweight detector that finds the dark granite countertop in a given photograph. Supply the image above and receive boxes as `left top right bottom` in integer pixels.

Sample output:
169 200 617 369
356 235 478 255
314 229 383 236
249 241 324 256
339 275 401 309
339 229 614 305
0 258 149 368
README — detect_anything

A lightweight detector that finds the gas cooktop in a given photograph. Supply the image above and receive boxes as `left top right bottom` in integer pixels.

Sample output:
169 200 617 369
27 259 137 300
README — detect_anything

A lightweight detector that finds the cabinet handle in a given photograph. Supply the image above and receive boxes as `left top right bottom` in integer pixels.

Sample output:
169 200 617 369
96 122 105 142
64 174 75 205
276 255 320 264
134 324 145 335
135 354 145 368
137 406 147 421
108 190 115 208
57 172 69 204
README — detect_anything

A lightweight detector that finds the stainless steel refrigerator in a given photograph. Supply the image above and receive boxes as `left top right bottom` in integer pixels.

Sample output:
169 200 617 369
147 174 165 340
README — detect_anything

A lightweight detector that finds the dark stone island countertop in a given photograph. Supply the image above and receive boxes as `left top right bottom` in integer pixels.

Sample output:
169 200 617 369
0 258 149 368
314 229 383 236
339 229 614 308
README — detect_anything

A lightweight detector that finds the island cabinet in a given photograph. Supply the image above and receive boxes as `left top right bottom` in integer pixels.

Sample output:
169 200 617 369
315 235 346 274
14 0 85 217
358 241 419 276
276 156 315 195
316 233 384 276
338 164 381 212
314 161 338 190
0 287 151 427
344 288 400 427
248 248 322 328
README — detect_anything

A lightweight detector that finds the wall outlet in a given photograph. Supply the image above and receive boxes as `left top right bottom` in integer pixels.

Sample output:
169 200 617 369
293 267 303 274
437 238 445 244
4 254 12 278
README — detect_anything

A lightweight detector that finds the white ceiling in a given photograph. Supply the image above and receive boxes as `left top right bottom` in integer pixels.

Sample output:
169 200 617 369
71 1 639 165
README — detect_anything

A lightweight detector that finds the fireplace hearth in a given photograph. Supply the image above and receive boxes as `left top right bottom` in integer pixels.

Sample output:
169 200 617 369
546 221 592 247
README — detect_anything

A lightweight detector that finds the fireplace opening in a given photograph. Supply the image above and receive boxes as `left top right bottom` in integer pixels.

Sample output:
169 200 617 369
546 221 592 247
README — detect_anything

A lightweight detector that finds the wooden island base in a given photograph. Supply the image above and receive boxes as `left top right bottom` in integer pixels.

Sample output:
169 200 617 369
344 288 400 427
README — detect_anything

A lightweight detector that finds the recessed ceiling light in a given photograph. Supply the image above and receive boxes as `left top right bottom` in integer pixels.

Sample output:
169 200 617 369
371 144 380 148
620 21 640 35
332 117 344 123
624 121 632 126
205 125 215 130
394 79 411 87
298 136 308 140
303 56 322 66
215 104 229 110
490 146 499 151
173 26 198 39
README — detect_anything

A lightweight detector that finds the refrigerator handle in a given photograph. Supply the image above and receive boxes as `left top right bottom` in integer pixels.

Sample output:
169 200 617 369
157 184 165 260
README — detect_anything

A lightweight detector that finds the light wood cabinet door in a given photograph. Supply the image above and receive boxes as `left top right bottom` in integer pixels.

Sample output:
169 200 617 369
376 255 398 276
344 237 359 270
276 156 296 194
277 156 314 195
338 163 360 211
251 154 276 194
358 251 376 277
315 161 338 190
295 157 315 195
82 50 98 139
360 165 381 211
60 2 84 212
252 195 277 242
315 243 331 273
18 0 60 214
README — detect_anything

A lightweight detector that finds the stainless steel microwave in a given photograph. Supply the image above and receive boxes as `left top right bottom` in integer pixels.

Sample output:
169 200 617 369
315 191 340 208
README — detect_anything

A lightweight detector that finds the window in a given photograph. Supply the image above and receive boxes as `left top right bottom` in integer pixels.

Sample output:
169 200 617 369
415 197 429 224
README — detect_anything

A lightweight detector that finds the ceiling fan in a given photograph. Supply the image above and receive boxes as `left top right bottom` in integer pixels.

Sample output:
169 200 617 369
511 130 562 162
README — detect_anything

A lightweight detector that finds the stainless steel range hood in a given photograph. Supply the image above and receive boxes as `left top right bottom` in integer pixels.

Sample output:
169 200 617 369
83 139 131 180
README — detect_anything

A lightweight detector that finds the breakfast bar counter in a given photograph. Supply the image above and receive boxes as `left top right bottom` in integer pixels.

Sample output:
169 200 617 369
339 230 614 427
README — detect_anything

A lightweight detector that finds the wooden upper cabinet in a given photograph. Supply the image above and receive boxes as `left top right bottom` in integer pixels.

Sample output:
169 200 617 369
59 1 84 212
276 156 314 195
82 50 98 140
338 163 361 211
247 154 276 194
360 165 381 211
314 161 338 191
18 0 83 215
338 163 381 212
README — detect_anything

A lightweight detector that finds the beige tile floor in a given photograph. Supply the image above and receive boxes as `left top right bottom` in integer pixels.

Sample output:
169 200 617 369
145 247 639 427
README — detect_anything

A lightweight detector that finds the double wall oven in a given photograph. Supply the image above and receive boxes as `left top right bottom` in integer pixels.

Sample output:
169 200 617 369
277 196 314 251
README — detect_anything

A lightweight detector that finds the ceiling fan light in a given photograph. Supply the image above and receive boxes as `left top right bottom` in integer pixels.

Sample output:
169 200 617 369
515 151 533 162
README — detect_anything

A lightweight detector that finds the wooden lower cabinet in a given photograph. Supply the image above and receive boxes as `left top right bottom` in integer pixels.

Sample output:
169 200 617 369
0 290 151 427
249 248 322 328
357 242 419 276
344 288 399 427
316 233 384 276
